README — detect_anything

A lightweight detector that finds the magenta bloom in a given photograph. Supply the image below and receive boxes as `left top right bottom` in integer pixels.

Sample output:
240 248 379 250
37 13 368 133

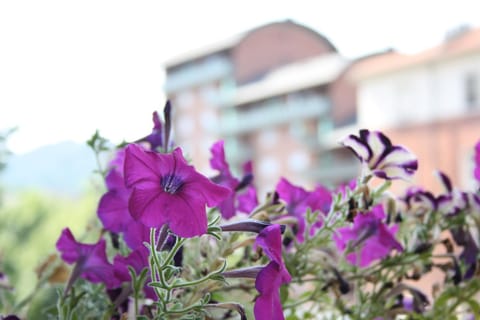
56 228 118 288
209 141 237 219
474 141 480 182
275 177 332 242
97 167 132 233
97 148 150 250
113 246 156 300
342 129 418 180
254 225 291 320
209 140 258 218
237 185 258 214
334 205 403 267
134 109 168 151
124 143 230 238
145 111 164 150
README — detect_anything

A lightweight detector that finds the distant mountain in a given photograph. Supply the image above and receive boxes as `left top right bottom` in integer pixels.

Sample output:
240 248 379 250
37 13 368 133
1 141 99 196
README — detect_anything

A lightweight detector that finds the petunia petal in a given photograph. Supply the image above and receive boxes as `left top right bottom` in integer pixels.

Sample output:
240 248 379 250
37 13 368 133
124 144 164 188
378 146 417 168
256 225 285 268
186 174 231 208
97 188 132 233
341 134 372 162
56 228 84 263
128 188 169 227
366 131 391 167
166 193 208 237
209 140 230 172
237 185 258 214
254 262 286 320
123 221 150 250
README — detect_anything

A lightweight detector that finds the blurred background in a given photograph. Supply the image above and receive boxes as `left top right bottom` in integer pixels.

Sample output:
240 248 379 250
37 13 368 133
1 0 479 302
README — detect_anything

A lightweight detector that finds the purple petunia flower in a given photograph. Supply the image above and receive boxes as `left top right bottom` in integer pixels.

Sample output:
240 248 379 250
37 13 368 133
341 129 418 180
237 185 259 214
56 228 119 289
237 160 259 214
97 148 150 250
209 141 238 219
434 171 470 216
144 111 164 151
113 246 156 300
209 141 258 218
98 166 132 233
124 143 230 238
275 177 332 242
334 205 403 267
135 103 172 151
254 224 291 320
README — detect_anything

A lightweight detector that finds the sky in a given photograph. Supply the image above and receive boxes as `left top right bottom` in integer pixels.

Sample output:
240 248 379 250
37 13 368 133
0 0 479 154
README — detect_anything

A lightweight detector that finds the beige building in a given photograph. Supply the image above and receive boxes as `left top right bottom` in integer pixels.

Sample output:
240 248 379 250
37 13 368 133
164 20 358 194
348 26 480 192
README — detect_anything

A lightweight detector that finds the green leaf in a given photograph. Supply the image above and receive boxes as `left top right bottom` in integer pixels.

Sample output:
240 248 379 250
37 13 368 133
280 284 289 304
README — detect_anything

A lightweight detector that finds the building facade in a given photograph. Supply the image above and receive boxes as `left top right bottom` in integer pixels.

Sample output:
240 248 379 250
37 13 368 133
164 20 358 195
349 27 480 192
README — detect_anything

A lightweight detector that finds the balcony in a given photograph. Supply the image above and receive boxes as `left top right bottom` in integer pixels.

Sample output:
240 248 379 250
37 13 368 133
165 56 232 93
219 95 330 136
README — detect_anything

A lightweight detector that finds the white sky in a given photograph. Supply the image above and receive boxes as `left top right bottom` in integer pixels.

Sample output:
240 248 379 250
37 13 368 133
0 0 478 154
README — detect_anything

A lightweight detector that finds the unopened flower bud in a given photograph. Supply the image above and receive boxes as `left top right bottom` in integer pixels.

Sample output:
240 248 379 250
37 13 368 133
220 219 286 234
163 100 172 151
222 266 264 279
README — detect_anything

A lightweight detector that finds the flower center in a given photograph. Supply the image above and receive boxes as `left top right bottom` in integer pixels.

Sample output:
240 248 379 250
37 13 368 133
161 174 184 194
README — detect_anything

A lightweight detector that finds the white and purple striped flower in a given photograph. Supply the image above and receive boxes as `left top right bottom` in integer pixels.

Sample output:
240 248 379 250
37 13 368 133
341 129 418 180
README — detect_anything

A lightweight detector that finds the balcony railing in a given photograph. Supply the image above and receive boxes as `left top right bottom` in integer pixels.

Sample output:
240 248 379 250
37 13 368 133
219 95 330 135
165 56 232 93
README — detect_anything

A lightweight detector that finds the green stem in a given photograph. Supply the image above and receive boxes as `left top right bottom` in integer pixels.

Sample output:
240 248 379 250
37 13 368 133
163 237 186 267
149 228 164 305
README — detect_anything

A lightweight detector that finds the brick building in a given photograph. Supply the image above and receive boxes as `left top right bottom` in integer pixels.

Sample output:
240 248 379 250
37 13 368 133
164 20 358 194
348 26 480 192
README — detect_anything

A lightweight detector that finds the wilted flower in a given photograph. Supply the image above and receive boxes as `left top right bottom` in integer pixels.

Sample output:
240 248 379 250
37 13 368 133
254 224 291 320
341 129 418 180
275 177 331 242
124 143 230 237
334 205 403 267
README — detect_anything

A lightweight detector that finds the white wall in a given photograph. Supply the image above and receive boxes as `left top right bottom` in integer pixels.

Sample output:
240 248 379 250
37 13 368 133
357 52 480 129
